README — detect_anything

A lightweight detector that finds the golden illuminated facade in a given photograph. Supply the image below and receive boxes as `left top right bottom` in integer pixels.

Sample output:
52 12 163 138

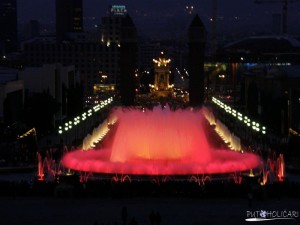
150 54 174 97
93 84 115 94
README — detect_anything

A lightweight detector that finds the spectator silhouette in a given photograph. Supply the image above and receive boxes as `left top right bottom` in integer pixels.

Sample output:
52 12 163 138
248 191 253 208
121 206 128 224
129 217 138 225
156 211 161 225
149 210 155 225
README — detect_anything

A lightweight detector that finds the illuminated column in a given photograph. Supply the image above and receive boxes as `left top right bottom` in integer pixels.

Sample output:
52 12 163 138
188 14 206 106
151 53 173 97
153 54 171 90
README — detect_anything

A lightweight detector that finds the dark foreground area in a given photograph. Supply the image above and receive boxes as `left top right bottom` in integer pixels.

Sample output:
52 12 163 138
0 172 299 225
0 196 299 225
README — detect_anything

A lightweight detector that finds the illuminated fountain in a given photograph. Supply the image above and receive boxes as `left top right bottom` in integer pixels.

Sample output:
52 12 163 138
258 152 286 185
36 147 70 182
36 151 56 182
82 116 117 150
276 153 285 182
203 107 241 151
62 106 261 176
37 152 44 181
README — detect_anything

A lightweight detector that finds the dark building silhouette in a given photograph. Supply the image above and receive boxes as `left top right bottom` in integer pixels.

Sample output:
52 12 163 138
272 14 281 35
22 5 132 96
188 14 206 106
56 0 83 41
25 20 40 40
0 67 23 124
119 15 137 106
0 0 17 54
243 66 300 136
22 35 103 96
219 36 300 64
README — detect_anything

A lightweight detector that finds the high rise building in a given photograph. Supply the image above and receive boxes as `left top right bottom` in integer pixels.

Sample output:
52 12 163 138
56 0 83 41
23 5 137 98
0 0 17 54
188 14 206 106
101 5 127 44
22 35 104 96
100 5 128 88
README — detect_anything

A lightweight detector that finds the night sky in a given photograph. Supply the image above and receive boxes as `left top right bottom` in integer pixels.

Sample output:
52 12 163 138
17 0 300 37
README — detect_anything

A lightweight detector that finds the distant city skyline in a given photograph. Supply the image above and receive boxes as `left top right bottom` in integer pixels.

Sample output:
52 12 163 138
17 0 300 38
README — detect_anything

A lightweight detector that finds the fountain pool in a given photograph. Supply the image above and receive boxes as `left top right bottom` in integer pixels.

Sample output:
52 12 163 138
62 107 261 175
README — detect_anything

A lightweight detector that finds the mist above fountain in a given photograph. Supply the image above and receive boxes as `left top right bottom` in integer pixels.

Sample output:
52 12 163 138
62 106 261 175
110 106 211 164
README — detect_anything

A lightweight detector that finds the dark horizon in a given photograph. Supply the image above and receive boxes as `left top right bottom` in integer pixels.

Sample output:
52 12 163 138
17 0 300 39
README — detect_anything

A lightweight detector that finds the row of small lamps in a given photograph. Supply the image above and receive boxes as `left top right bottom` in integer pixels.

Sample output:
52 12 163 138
58 97 114 134
212 97 266 135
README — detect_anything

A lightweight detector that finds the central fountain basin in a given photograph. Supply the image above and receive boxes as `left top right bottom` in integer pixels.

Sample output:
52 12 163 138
62 106 261 175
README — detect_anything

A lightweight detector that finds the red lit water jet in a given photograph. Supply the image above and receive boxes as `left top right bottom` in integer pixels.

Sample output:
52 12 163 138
37 152 44 181
62 106 261 175
276 153 285 182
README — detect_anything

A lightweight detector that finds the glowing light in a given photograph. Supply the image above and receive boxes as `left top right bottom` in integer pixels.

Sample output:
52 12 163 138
248 169 254 177
111 5 127 15
212 97 267 134
62 107 261 175
153 57 171 67
18 128 36 139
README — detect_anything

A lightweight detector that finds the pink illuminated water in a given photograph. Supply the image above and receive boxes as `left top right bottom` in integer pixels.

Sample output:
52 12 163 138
37 152 44 181
62 106 261 175
276 153 285 182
